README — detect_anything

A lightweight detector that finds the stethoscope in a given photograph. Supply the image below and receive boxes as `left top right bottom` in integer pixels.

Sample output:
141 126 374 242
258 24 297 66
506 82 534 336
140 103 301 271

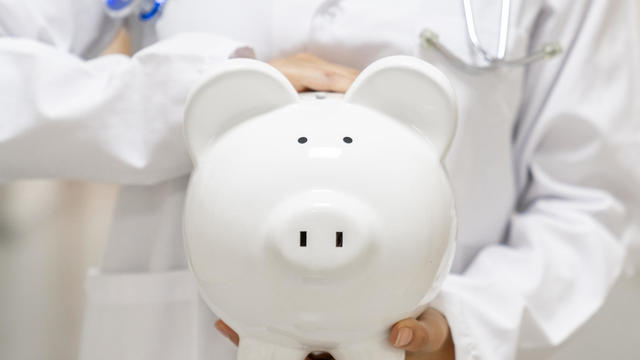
104 0 167 21
104 0 562 72
421 0 562 73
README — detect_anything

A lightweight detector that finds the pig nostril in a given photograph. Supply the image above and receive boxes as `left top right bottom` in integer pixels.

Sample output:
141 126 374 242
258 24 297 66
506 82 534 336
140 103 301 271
300 231 307 247
336 232 343 247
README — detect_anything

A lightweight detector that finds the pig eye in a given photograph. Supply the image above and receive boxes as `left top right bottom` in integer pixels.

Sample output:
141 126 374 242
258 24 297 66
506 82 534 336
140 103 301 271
298 137 308 144
343 137 353 144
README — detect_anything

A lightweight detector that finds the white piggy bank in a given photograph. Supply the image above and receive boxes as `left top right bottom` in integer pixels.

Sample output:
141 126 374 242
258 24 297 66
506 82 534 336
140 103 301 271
183 56 457 360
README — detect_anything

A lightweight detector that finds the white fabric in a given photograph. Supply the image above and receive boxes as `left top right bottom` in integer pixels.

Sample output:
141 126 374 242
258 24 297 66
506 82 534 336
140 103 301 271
0 0 639 359
431 1 640 358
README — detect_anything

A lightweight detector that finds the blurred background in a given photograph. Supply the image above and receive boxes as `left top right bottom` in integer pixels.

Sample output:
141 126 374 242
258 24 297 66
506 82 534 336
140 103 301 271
1 9 639 360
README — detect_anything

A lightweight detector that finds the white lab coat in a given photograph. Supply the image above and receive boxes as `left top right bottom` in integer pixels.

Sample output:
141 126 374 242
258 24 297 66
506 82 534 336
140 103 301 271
1 0 639 359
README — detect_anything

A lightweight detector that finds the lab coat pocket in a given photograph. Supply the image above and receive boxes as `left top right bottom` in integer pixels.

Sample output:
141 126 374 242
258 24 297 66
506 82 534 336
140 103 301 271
79 269 202 360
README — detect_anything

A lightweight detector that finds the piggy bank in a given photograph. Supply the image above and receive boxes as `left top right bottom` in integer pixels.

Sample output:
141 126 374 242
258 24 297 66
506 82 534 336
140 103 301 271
183 56 457 360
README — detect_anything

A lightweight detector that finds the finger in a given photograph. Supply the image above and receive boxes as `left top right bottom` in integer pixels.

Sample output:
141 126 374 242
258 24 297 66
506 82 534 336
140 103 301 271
390 309 449 353
389 318 426 352
294 53 360 78
303 61 358 92
214 320 240 346
269 62 312 92
325 72 357 93
315 60 360 79
293 66 338 92
271 56 357 93
417 308 450 352
296 68 355 93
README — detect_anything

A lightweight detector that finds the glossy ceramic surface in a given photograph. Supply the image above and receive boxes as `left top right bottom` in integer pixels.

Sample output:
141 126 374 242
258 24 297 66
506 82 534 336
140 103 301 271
183 56 457 360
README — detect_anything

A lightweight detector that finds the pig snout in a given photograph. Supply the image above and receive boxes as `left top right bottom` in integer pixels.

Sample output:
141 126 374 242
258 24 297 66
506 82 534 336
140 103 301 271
265 190 379 278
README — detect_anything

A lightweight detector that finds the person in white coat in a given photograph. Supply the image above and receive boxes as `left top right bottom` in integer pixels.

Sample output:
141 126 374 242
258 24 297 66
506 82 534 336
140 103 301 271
1 0 639 359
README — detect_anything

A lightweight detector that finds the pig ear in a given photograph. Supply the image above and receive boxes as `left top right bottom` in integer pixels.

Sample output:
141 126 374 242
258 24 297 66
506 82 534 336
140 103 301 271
345 56 457 159
184 58 298 162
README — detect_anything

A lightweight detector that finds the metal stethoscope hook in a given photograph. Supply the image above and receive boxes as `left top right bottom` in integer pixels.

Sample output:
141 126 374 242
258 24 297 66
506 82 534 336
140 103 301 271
421 0 563 73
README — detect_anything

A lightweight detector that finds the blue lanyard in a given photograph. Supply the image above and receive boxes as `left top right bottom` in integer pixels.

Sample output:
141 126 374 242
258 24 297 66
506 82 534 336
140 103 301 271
105 0 167 21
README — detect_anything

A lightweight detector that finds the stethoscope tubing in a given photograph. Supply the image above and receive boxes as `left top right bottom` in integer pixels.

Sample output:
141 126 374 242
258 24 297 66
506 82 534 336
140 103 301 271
104 0 562 73
422 0 562 73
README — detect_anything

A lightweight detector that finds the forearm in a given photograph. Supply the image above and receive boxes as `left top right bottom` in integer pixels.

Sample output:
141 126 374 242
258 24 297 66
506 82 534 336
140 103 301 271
0 33 254 184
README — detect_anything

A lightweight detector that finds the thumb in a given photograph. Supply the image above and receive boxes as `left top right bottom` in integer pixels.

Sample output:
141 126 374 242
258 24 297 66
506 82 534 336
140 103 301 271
389 308 450 353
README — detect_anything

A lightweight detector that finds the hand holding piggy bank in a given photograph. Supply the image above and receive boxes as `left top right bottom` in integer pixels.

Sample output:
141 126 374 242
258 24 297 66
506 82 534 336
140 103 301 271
183 56 457 360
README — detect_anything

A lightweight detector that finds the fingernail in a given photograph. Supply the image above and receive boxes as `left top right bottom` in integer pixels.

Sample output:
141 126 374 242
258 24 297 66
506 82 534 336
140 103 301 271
394 327 413 347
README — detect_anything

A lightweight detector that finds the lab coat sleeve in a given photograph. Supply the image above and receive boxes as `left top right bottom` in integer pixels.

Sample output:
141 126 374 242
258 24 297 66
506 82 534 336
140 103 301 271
430 1 640 358
0 3 254 184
